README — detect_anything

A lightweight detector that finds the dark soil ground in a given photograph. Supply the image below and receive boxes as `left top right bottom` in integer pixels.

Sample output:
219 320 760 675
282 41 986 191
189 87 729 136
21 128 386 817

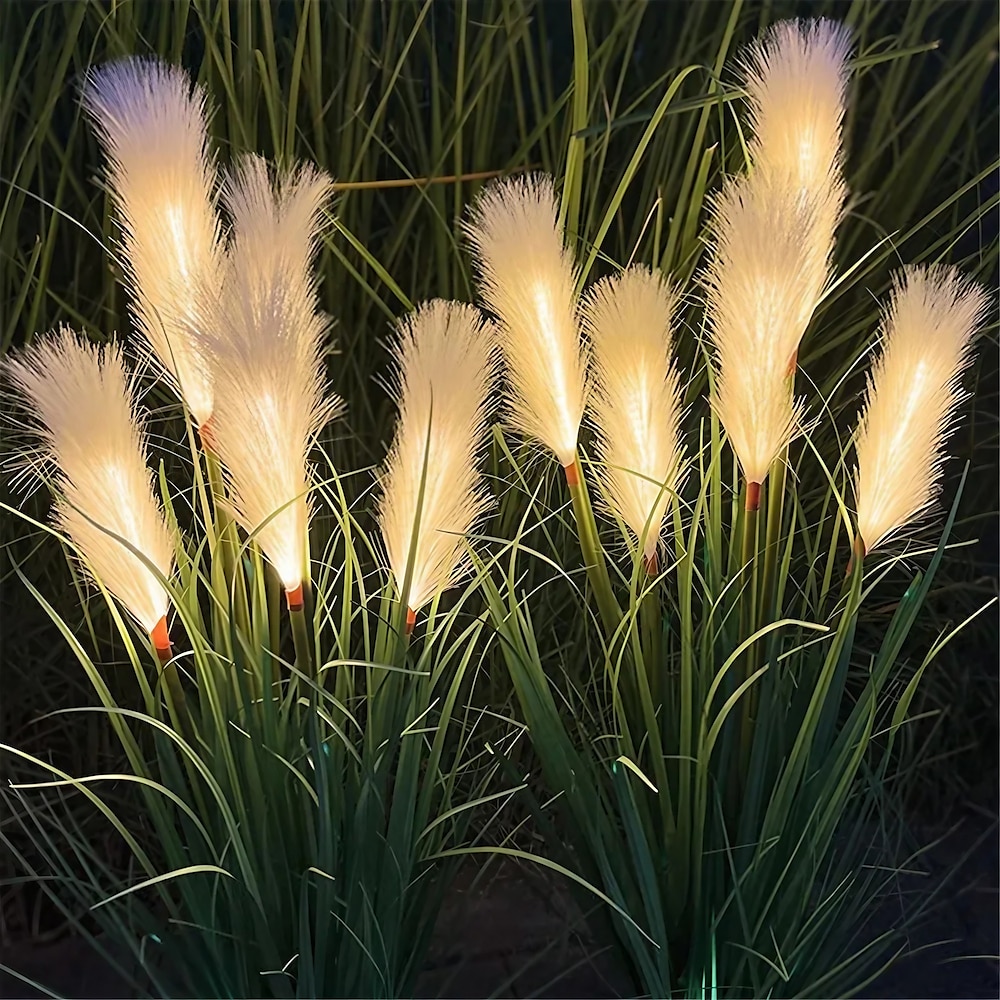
1 813 996 1000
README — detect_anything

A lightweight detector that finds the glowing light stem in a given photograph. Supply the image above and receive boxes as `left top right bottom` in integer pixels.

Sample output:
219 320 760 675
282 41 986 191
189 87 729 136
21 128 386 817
286 583 313 677
564 457 621 634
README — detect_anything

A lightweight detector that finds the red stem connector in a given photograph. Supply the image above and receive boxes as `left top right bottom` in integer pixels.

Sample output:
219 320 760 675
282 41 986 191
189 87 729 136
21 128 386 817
151 615 172 663
643 550 659 577
286 582 304 612
198 418 215 453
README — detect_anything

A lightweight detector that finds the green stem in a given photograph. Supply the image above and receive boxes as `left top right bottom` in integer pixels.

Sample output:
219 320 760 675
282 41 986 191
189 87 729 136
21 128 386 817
289 602 313 678
152 638 189 738
204 447 252 642
739 481 761 649
760 363 794 628
735 479 761 803
639 555 662 711
565 456 621 636
204 448 234 575
759 456 787 628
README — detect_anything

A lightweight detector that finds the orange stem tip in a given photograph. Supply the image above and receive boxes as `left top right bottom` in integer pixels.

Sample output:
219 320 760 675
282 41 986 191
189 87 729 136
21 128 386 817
405 607 416 635
643 550 658 576
286 583 304 612
198 418 215 452
564 460 580 487
151 615 172 663
785 349 798 379
745 480 761 512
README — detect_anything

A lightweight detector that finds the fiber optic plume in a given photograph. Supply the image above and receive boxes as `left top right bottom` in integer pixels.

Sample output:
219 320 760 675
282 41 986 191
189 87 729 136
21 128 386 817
703 166 839 495
853 266 985 554
82 58 224 430
5 328 175 657
584 267 685 566
378 300 498 620
465 175 587 469
742 19 852 202
199 155 340 609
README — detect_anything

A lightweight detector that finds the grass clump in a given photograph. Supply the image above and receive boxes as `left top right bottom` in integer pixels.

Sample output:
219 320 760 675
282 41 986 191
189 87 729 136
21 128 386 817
0 2 996 998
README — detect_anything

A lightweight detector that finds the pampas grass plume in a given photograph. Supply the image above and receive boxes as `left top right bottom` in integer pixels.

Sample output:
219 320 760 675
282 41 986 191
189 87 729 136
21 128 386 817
5 328 174 645
584 266 685 563
465 175 587 468
378 300 498 616
853 266 985 554
200 155 339 603
82 57 224 429
742 19 852 202
704 166 837 488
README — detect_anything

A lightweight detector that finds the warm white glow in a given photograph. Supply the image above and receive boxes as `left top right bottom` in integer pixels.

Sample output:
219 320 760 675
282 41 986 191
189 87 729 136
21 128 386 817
703 166 838 484
5 328 174 631
742 18 851 203
853 266 984 553
166 203 191 282
198 155 340 590
584 267 685 560
378 300 498 611
464 175 587 466
82 57 224 427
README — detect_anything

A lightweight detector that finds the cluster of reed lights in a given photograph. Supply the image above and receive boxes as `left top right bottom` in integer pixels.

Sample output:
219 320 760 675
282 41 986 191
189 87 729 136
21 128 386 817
6 20 985 677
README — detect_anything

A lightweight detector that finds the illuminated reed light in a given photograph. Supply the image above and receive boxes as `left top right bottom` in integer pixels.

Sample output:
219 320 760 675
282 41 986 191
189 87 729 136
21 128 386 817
82 57 225 430
464 175 587 468
703 164 840 488
741 18 852 203
739 18 851 387
5 328 175 650
378 300 498 621
583 266 685 562
853 266 985 554
198 155 340 604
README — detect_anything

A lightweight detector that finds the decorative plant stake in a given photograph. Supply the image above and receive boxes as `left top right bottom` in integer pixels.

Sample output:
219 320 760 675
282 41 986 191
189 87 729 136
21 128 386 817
584 266 685 574
82 57 224 435
465 175 587 475
198 155 340 668
853 265 985 562
466 176 620 629
742 19 851 377
378 300 497 634
5 329 178 675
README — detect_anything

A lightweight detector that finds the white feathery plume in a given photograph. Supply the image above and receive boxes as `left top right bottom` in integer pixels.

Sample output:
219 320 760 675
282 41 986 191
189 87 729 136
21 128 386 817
853 265 984 554
584 266 685 566
703 164 840 494
82 57 224 429
740 18 851 379
5 328 175 655
465 175 587 470
742 19 852 204
378 300 498 622
199 155 339 608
